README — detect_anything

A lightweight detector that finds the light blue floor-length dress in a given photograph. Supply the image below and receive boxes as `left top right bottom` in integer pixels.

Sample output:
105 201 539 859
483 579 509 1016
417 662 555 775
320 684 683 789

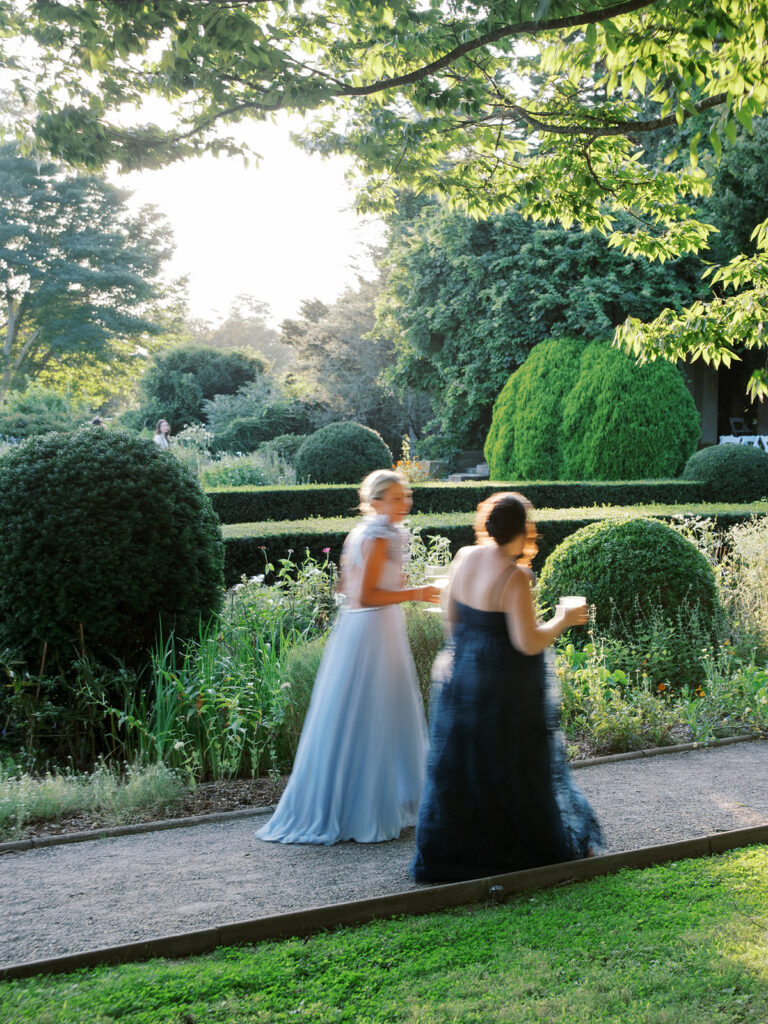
256 514 428 844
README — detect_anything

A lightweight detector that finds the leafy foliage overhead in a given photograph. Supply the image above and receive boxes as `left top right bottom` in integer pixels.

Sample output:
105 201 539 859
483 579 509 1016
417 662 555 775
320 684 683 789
3 1 765 259
616 119 768 401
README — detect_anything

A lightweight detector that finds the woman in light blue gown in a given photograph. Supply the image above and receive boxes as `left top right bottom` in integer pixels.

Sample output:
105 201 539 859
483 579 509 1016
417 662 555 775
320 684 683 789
256 470 441 845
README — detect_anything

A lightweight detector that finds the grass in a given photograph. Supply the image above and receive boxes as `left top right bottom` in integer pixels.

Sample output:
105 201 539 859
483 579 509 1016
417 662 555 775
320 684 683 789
2 846 767 1022
222 503 768 538
0 761 185 840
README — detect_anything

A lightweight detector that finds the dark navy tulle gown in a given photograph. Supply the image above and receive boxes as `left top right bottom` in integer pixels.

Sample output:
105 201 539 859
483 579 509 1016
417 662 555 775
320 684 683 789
411 601 602 883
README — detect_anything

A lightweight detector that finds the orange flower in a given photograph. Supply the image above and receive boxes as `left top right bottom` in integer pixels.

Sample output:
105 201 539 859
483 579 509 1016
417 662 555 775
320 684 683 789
657 682 667 692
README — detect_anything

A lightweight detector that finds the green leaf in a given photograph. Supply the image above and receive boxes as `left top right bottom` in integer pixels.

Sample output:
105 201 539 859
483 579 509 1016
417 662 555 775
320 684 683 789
709 126 722 161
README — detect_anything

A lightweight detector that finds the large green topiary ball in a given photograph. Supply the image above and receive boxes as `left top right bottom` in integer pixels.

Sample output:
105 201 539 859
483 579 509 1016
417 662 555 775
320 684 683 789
539 517 719 629
485 337 586 479
294 422 393 484
484 337 700 480
560 342 700 479
0 429 224 667
682 443 768 502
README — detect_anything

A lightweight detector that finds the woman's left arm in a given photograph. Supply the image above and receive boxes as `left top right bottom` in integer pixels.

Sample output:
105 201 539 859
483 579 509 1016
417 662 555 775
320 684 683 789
359 537 440 607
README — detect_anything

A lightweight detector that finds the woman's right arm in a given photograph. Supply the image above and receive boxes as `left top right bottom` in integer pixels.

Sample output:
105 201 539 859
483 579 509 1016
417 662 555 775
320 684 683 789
504 568 588 655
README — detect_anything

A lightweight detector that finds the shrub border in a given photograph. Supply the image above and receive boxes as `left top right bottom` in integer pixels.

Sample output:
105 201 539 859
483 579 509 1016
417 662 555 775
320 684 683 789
221 505 765 586
208 480 706 524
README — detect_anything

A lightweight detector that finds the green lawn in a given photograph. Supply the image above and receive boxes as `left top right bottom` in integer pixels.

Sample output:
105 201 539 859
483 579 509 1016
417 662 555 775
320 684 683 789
221 503 768 538
3 846 768 1023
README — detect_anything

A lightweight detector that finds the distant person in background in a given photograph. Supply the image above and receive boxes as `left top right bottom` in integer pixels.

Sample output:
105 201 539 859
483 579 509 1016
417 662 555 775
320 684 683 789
153 419 171 449
90 417 106 428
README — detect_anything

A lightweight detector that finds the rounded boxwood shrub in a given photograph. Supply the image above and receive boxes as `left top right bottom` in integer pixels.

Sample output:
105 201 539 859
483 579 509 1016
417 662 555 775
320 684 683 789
538 517 722 688
258 433 309 466
682 443 768 502
539 517 720 628
0 429 224 667
294 422 393 484
485 338 700 480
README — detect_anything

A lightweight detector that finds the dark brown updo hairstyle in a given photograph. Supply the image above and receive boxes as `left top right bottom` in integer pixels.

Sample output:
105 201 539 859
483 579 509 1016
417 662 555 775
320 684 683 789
473 491 538 567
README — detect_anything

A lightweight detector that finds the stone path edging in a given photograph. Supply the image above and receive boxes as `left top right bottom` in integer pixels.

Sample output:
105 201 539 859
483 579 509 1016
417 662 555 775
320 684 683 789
0 805 275 855
0 733 760 856
2 822 767 982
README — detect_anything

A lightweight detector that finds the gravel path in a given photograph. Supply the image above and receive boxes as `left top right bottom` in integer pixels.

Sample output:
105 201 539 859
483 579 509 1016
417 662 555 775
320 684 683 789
2 741 767 968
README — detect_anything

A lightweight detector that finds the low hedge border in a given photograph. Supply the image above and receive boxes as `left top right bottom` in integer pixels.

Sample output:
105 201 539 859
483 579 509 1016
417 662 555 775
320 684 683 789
208 480 706 525
222 504 767 586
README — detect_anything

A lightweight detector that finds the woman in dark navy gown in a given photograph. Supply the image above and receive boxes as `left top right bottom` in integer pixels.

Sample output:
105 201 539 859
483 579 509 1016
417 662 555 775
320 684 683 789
411 492 602 883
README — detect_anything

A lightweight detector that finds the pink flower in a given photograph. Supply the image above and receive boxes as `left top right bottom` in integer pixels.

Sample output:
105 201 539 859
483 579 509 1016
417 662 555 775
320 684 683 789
322 547 331 554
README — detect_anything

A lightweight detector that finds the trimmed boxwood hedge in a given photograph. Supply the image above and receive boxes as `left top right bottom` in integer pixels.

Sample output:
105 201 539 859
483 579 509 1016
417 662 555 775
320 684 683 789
682 443 768 502
221 505 763 587
0 429 224 666
294 421 393 484
208 480 706 525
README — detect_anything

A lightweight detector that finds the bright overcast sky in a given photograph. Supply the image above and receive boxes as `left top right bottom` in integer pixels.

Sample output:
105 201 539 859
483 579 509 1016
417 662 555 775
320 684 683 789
115 116 386 327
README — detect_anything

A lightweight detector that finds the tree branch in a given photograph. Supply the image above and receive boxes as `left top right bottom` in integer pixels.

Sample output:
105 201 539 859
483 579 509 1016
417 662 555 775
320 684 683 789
451 88 728 138
12 326 41 372
338 0 660 98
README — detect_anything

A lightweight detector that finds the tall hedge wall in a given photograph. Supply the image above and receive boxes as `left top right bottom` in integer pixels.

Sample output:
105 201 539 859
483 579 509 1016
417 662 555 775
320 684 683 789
485 337 700 480
208 480 705 525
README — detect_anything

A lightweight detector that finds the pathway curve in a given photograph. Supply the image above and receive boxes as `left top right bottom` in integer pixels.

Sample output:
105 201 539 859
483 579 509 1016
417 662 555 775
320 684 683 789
2 741 767 968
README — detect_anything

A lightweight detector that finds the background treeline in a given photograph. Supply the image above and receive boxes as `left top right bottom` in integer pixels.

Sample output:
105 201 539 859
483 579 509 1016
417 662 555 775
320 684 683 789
3 115 768 478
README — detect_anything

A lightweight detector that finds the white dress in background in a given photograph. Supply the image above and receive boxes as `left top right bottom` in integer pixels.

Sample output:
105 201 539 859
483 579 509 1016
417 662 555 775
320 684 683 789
256 514 428 844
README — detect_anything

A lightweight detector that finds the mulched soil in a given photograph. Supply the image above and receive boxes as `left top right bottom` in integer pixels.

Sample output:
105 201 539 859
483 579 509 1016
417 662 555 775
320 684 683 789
14 776 290 841
9 724 749 843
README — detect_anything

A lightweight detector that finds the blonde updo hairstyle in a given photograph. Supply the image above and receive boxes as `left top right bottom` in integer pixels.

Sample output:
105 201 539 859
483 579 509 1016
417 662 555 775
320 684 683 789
359 469 409 514
473 491 538 567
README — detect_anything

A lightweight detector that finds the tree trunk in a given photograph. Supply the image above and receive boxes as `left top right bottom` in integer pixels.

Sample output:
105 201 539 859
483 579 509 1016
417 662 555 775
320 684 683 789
1 299 17 402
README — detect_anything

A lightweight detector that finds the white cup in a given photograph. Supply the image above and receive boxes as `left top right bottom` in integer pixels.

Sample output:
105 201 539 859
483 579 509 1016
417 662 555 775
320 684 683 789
559 595 587 611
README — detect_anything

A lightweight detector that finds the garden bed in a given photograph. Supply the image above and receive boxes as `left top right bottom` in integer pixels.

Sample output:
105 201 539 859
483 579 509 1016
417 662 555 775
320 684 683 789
9 726 764 845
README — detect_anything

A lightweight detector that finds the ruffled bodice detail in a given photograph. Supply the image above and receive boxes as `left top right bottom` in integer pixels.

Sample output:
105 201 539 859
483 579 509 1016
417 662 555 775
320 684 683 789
340 514 409 608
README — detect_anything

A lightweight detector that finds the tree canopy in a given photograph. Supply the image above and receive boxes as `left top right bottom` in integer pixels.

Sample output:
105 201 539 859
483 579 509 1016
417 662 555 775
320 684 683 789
2 2 763 251
280 281 431 451
379 200 704 448
128 342 265 432
3 1 768 391
0 144 172 402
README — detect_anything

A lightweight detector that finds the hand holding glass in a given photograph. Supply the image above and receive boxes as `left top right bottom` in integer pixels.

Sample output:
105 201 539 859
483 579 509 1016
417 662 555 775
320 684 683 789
557 595 588 627
423 565 450 610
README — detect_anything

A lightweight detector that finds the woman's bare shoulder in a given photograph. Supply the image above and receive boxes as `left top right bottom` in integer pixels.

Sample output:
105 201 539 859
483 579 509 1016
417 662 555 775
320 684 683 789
504 564 534 591
453 545 476 564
